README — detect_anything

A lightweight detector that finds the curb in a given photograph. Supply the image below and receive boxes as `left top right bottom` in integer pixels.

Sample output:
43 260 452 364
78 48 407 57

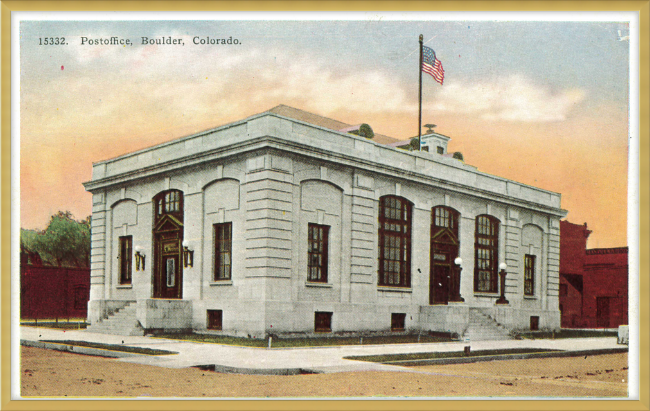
195 364 321 375
20 339 174 359
379 347 629 366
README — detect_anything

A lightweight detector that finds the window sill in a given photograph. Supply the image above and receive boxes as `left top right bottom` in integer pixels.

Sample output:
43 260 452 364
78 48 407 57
473 292 499 298
210 280 233 286
305 282 333 288
523 295 538 300
378 286 412 293
116 284 133 289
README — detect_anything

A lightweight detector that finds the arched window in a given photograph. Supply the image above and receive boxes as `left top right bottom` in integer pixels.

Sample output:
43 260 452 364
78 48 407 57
432 206 459 239
378 196 412 287
474 215 499 293
153 190 184 224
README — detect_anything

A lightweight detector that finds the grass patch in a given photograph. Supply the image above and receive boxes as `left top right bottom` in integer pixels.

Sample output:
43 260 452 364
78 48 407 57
155 333 268 347
41 340 177 356
153 333 457 348
516 329 618 340
345 348 562 364
21 321 87 330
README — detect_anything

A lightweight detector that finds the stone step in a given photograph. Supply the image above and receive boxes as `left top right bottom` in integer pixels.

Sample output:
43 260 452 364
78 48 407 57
464 309 513 341
87 302 144 336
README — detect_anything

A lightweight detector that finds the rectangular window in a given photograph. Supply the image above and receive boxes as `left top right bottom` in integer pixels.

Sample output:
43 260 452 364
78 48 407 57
119 236 132 285
314 312 332 332
391 313 406 331
166 258 175 287
165 191 180 212
207 310 223 330
435 207 450 228
530 316 540 331
308 224 329 282
214 223 232 281
524 254 536 296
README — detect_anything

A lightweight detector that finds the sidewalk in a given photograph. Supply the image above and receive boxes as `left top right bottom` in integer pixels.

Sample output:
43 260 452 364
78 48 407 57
20 326 625 375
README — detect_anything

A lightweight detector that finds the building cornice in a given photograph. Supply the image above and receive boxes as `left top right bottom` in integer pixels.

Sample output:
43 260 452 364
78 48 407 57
586 247 629 255
83 112 567 217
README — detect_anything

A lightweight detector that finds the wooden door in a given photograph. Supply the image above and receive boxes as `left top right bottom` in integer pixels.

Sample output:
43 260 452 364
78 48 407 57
431 261 450 305
153 218 183 299
430 239 457 305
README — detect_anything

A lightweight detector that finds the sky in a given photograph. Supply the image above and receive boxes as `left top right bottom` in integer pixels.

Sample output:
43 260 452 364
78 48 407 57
18 14 633 248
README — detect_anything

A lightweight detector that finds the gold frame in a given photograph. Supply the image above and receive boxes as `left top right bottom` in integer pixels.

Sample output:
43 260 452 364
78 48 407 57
3 2 648 410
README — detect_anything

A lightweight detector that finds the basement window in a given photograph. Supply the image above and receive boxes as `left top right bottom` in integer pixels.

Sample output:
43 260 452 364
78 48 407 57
207 310 223 331
391 313 406 332
314 312 332 333
530 316 539 331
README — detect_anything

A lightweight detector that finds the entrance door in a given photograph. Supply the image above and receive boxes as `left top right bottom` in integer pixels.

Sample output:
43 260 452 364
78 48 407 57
153 229 183 299
430 207 460 305
430 242 457 305
152 190 184 299
431 260 450 305
596 297 610 328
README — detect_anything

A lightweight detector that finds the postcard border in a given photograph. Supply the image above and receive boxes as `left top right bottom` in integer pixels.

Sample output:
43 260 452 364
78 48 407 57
2 1 648 410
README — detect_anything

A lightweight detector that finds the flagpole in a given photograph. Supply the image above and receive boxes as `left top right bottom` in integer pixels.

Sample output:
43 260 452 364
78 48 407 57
418 34 423 151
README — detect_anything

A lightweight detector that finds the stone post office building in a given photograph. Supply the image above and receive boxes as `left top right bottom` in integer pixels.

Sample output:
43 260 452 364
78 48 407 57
83 105 567 338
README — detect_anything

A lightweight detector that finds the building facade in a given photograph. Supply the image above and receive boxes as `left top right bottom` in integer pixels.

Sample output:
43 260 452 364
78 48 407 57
84 106 567 337
559 220 628 329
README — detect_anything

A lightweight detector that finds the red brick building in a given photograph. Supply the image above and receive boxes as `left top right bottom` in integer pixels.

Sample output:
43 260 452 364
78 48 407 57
20 248 90 320
559 221 628 328
582 247 629 328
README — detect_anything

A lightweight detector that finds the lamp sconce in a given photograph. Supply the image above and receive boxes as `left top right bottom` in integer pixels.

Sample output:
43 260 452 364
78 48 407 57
135 246 146 271
182 240 194 268
451 257 464 302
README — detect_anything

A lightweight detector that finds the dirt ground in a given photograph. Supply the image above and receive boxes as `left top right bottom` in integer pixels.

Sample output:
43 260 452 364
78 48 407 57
20 346 628 398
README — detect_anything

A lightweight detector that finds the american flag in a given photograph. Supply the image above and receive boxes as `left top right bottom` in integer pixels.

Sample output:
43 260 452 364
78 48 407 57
422 46 444 85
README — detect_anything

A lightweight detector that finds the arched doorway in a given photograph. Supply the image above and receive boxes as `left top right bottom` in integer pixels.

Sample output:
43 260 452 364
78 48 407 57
152 190 184 299
430 206 460 305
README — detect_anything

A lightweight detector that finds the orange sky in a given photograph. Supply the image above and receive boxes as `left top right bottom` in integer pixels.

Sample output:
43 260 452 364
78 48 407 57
20 99 629 248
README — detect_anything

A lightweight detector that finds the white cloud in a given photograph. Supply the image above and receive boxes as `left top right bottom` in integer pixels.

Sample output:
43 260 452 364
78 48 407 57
62 39 413 115
431 75 586 122
27 42 586 143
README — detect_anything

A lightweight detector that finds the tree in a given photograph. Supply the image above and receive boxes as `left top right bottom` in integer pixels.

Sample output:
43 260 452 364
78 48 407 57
349 123 374 139
410 137 420 151
20 211 91 268
358 123 374 139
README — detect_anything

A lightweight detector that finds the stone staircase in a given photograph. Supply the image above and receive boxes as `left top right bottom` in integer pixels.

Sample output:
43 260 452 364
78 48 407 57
86 301 145 336
463 308 513 341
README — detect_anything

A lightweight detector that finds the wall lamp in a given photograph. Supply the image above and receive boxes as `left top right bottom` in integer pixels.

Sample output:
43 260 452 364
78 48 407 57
182 240 194 268
135 246 146 271
451 257 464 302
